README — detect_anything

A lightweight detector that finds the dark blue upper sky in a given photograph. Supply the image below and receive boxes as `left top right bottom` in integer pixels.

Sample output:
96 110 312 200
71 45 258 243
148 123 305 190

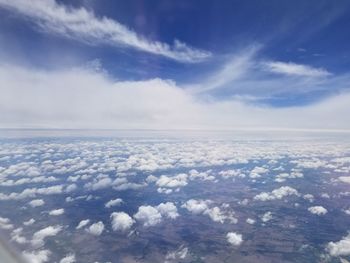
1 0 350 108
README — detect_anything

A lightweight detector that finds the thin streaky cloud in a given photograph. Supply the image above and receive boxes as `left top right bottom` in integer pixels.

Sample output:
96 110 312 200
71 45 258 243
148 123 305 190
0 0 211 63
263 61 332 78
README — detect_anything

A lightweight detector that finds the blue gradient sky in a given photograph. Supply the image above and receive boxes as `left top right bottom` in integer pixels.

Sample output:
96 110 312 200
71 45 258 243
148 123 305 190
0 0 350 130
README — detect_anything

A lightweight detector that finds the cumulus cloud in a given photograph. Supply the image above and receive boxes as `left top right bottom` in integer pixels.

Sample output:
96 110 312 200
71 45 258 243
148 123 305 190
0 0 210 63
29 199 45 207
86 221 104 236
23 218 35 226
76 219 90 230
48 208 64 216
327 233 350 256
105 198 123 208
156 202 179 219
22 249 51 263
165 246 189 262
261 212 273 222
226 232 243 246
246 218 256 225
31 225 63 247
181 199 236 223
339 176 350 184
59 254 76 263
308 206 328 215
110 212 134 232
0 216 14 230
156 174 188 188
134 205 162 227
254 186 299 201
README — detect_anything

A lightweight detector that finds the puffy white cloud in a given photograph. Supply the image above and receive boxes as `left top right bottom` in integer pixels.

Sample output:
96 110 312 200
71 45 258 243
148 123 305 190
59 254 76 263
156 202 179 219
156 174 188 188
32 225 63 247
327 233 350 256
86 221 104 236
303 194 315 202
165 246 189 262
308 206 327 215
76 219 90 230
275 171 303 182
0 185 63 200
261 212 273 222
29 199 45 207
23 218 35 226
49 208 64 216
249 166 268 178
85 177 112 191
0 216 14 230
105 198 123 208
65 184 77 193
0 0 210 63
110 212 134 232
339 176 350 184
181 199 210 215
11 227 27 244
254 186 299 201
181 199 236 224
226 232 243 246
22 249 51 263
134 206 162 227
246 218 256 225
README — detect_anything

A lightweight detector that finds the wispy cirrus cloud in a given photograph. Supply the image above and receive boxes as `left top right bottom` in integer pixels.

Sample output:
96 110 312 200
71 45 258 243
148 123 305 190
262 61 332 77
0 0 211 63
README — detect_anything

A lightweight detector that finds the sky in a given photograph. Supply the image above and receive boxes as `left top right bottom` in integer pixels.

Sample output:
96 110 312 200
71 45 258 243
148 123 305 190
0 0 350 130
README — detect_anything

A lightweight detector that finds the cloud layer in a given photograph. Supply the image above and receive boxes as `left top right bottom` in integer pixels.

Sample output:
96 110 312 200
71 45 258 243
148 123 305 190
0 63 350 130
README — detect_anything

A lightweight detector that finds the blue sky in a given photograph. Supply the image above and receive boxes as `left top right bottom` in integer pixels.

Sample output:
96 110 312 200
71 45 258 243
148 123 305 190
0 0 350 130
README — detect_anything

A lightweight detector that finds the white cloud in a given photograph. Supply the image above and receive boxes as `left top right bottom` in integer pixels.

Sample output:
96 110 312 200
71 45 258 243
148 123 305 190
261 211 273 222
110 212 134 232
246 218 256 225
86 221 104 236
32 225 63 247
263 61 331 77
105 198 123 208
0 0 210 63
1 64 350 130
339 176 350 184
249 166 269 178
181 199 236 223
76 219 90 230
308 206 328 215
165 246 189 262
24 218 35 226
226 232 243 246
254 186 299 201
181 199 210 215
156 202 179 219
85 177 112 191
22 249 51 263
133 205 162 227
49 208 64 216
327 233 350 256
0 216 14 230
59 254 76 263
156 174 188 189
29 199 45 207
